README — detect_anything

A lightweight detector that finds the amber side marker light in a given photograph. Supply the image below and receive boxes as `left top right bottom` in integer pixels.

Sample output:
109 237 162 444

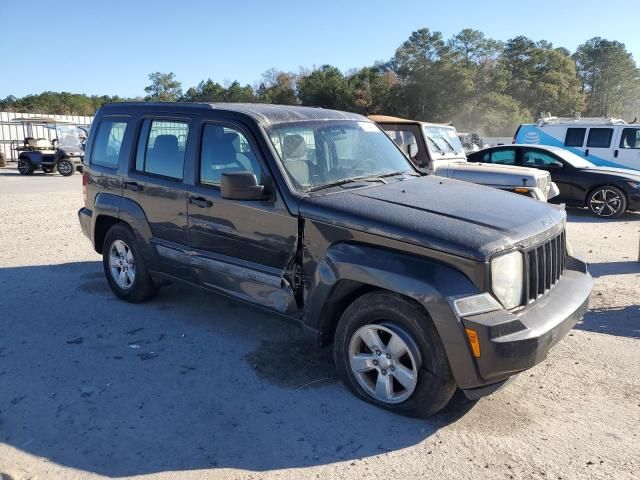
465 328 481 358
514 187 529 194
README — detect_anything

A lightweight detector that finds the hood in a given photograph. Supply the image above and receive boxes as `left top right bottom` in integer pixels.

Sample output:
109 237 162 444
300 176 565 261
438 161 548 188
582 166 640 181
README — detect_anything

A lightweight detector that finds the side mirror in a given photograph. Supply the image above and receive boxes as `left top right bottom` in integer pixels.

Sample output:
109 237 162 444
408 142 419 159
221 172 265 200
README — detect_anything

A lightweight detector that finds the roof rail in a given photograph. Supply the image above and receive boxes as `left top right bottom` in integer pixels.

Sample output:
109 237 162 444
537 113 627 126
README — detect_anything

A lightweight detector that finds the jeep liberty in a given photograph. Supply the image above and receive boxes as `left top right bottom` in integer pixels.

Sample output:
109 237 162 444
79 103 593 417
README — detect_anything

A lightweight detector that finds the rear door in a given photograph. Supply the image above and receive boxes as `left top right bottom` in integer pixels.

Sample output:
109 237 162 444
614 126 640 170
585 127 615 165
185 120 299 313
123 116 196 277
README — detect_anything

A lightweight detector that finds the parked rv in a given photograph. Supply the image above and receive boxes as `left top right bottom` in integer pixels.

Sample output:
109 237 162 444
514 115 640 171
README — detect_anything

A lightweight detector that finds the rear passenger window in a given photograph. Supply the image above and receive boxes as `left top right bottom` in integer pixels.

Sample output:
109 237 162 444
619 128 640 149
586 128 613 148
490 150 516 165
137 120 189 179
200 124 261 186
92 119 128 168
564 128 586 147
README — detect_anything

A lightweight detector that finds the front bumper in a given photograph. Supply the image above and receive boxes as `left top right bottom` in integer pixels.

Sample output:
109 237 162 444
458 256 592 396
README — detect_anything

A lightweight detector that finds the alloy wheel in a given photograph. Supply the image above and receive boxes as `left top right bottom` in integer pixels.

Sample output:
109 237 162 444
589 189 623 217
348 323 419 404
17 159 30 174
57 160 73 176
108 240 136 289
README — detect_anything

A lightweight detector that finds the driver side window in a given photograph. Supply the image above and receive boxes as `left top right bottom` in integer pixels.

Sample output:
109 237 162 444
200 124 261 186
522 150 563 168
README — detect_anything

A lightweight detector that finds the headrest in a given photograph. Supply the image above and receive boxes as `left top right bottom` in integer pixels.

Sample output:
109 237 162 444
282 134 307 160
153 135 178 152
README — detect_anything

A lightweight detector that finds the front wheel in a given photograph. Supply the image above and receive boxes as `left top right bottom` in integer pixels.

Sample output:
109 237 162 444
17 158 34 175
57 158 74 176
333 291 456 417
102 223 157 302
587 186 627 218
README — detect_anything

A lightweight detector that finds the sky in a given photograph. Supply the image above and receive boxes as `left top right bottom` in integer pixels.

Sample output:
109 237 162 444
0 0 638 98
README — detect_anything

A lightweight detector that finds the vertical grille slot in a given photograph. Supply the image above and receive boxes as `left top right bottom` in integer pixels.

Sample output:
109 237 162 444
525 230 567 304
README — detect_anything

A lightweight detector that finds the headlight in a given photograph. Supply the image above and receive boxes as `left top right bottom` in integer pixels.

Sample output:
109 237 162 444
491 251 524 309
627 181 640 189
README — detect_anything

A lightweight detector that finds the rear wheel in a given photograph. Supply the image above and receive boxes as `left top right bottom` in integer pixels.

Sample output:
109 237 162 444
17 158 34 175
333 291 456 417
102 223 157 302
587 186 626 218
57 158 74 176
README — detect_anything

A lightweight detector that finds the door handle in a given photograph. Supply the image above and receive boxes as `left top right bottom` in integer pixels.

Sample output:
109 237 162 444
189 196 213 208
584 149 589 157
614 149 619 158
124 181 142 191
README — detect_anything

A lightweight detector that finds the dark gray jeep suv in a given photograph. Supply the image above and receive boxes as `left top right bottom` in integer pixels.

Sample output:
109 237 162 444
79 103 592 417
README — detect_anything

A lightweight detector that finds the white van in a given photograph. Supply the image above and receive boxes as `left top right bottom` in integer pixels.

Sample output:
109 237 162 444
514 115 640 171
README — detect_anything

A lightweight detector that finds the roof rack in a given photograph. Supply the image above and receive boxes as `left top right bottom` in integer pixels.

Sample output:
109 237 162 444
537 113 627 126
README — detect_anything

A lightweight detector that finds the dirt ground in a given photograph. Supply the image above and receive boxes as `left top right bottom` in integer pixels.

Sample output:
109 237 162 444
0 168 639 480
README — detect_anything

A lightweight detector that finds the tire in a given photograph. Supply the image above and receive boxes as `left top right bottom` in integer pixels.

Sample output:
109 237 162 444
17 158 34 175
57 158 74 176
102 223 157 303
0 151 6 168
587 186 627 218
333 291 456 418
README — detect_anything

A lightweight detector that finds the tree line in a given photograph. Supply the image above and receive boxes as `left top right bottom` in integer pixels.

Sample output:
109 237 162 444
2 28 638 135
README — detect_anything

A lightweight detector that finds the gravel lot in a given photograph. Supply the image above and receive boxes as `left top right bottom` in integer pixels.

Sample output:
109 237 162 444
0 167 639 480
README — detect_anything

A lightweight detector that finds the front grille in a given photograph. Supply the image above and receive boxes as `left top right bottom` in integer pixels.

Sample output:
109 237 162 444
524 230 567 303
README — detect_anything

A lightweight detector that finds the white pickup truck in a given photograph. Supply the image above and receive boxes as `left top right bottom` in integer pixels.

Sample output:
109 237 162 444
371 115 558 202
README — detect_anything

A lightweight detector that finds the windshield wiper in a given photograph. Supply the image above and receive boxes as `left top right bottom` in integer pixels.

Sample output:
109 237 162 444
440 136 459 154
377 170 419 178
425 135 446 155
308 176 387 192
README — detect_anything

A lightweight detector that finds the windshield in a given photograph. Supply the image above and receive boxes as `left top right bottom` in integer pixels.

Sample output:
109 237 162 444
423 125 464 157
54 125 87 148
552 148 595 168
267 120 417 192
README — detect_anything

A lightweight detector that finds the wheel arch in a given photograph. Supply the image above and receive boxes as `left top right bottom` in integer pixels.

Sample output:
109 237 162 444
306 242 483 388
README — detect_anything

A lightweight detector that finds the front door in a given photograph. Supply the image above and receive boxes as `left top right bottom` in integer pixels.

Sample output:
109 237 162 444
615 127 640 170
520 148 573 203
186 121 299 313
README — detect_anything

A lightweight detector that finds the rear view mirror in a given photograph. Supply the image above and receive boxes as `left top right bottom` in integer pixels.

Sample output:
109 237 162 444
221 172 265 200
408 143 418 159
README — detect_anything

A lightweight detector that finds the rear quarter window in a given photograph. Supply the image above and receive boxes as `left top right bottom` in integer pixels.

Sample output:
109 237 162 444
91 119 128 168
564 128 586 147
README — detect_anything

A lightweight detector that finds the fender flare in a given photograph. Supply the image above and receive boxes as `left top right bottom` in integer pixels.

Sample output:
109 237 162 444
306 242 483 388
92 193 155 264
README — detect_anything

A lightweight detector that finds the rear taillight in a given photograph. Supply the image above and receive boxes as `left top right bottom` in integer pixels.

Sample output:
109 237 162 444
82 172 87 204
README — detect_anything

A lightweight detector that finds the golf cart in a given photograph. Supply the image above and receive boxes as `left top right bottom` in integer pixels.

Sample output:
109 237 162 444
11 117 86 176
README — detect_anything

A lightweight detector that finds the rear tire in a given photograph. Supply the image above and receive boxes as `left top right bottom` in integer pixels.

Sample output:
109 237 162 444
57 158 74 176
17 158 34 175
102 223 157 303
333 291 456 418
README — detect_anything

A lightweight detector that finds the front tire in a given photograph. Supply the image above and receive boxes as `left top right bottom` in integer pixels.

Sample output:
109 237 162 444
17 158 34 175
333 291 456 417
587 186 626 218
102 223 157 302
57 158 74 176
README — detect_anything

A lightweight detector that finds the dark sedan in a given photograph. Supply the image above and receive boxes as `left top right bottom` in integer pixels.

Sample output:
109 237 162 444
467 144 640 218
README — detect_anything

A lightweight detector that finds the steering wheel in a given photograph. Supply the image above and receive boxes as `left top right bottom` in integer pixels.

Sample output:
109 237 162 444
350 158 377 173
